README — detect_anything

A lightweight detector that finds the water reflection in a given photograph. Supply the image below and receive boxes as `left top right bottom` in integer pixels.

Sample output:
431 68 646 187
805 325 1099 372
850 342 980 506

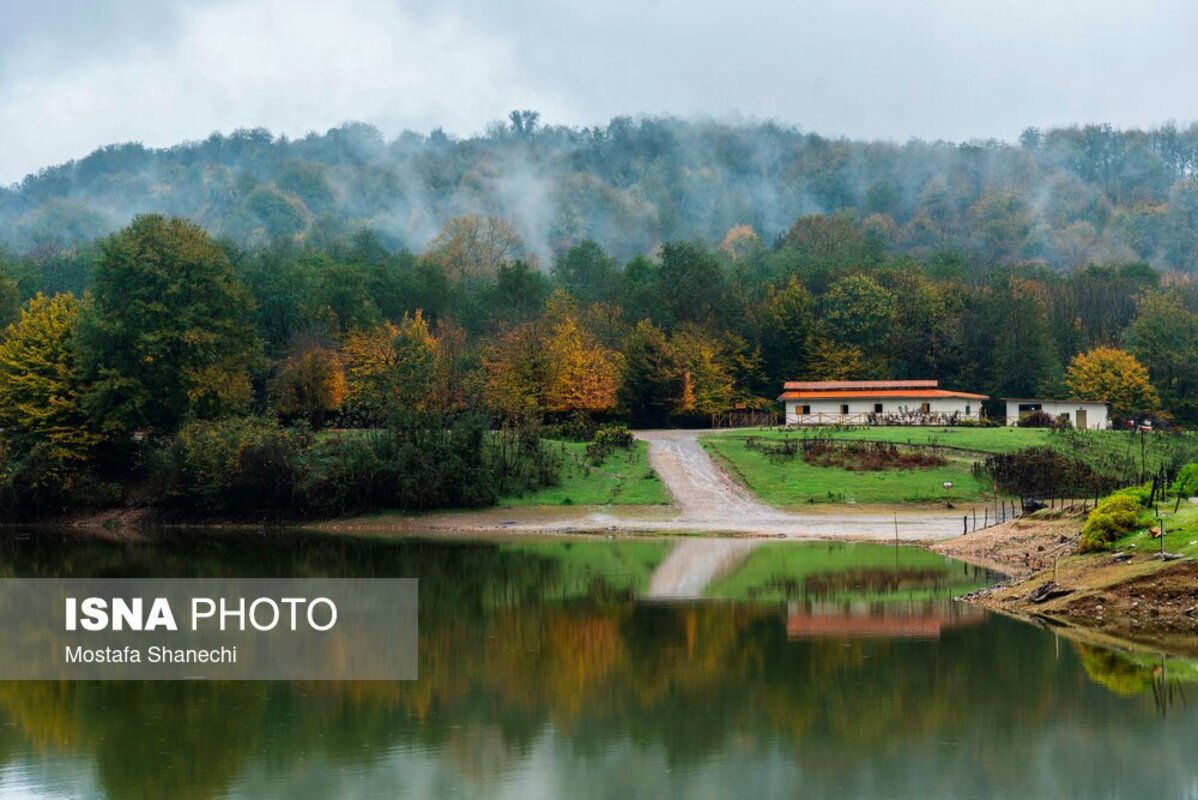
0 529 1194 799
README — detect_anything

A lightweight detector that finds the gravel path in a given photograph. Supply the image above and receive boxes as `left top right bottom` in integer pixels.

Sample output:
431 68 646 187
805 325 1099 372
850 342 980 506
322 430 975 541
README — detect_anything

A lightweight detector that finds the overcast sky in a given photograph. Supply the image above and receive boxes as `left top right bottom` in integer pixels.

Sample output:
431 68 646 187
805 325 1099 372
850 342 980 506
2 0 1196 184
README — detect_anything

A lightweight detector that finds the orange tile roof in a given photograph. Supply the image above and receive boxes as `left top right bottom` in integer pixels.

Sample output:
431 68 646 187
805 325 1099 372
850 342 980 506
778 389 988 401
782 380 940 391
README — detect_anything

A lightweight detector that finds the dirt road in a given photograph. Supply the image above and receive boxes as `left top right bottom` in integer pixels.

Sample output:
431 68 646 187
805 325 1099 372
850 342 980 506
321 430 974 542
637 429 788 522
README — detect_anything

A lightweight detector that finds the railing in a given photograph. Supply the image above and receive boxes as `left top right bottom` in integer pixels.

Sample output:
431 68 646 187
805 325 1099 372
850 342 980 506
711 411 780 429
787 412 984 426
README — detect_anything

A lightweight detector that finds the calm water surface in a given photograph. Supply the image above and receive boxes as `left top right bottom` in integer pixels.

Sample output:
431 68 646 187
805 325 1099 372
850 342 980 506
0 529 1195 799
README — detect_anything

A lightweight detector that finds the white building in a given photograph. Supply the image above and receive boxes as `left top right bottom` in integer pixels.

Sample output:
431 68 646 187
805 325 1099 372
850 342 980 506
779 380 988 426
1004 399 1109 429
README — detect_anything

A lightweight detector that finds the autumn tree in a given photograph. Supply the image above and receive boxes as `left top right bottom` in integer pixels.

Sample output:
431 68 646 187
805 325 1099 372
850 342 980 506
426 214 526 281
341 322 400 424
1064 346 1161 419
341 312 441 424
670 325 736 415
80 215 260 437
720 225 760 261
543 295 621 415
0 293 99 463
269 344 348 428
482 321 551 421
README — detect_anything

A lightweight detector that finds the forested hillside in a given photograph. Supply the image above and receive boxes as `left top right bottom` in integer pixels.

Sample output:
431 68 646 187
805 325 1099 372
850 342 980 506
4 116 1198 518
5 114 1198 270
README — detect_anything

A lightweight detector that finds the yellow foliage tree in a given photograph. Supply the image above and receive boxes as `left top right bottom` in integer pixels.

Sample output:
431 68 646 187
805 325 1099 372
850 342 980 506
340 312 442 422
341 322 400 422
670 325 735 415
482 322 551 420
544 305 622 414
1064 346 1161 419
0 293 99 462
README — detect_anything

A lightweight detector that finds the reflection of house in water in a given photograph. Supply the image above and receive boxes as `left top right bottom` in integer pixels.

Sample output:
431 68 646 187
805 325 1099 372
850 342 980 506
785 601 986 640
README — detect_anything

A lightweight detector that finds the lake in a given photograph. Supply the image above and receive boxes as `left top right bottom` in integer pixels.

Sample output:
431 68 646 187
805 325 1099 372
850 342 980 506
0 529 1195 799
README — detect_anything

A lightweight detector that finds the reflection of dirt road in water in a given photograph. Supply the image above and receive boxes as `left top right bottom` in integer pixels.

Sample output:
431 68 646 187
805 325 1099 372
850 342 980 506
645 537 761 599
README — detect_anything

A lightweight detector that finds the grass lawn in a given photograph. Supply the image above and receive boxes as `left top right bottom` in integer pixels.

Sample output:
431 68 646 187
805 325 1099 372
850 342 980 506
706 541 990 601
705 425 1188 458
701 426 1198 507
702 435 989 505
500 440 671 507
1111 500 1198 560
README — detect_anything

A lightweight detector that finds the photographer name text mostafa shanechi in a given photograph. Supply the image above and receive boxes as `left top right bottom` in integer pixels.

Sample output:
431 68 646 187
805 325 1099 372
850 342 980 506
62 595 338 665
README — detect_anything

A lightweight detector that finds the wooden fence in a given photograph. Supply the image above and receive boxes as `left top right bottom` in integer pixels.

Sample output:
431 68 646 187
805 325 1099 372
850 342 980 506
711 411 780 429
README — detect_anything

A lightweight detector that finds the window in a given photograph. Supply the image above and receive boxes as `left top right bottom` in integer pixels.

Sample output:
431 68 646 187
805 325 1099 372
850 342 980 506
1018 403 1041 413
920 402 931 414
840 404 850 414
801 404 811 415
965 405 971 416
874 403 883 414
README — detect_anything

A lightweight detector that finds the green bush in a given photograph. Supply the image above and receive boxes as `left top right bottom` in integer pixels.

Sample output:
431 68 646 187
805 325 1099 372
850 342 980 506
585 424 635 465
1171 463 1198 498
152 417 301 517
1079 494 1152 553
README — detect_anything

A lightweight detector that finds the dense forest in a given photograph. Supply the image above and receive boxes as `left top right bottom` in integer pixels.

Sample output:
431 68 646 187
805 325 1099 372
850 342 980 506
6 114 1198 271
3 115 1198 518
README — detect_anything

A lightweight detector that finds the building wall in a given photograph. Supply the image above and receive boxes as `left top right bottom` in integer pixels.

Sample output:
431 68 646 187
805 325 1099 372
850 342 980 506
784 397 981 425
1004 401 1109 430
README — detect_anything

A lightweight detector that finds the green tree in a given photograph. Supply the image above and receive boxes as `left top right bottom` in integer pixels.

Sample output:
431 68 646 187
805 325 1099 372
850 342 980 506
618 320 682 425
1124 290 1198 421
552 240 619 305
81 215 260 437
759 276 816 381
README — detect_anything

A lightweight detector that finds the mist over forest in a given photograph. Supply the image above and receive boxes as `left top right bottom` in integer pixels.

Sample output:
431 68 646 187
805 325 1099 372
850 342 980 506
5 112 1198 271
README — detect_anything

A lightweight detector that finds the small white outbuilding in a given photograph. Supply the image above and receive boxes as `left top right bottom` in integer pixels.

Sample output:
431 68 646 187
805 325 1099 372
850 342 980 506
1004 399 1109 430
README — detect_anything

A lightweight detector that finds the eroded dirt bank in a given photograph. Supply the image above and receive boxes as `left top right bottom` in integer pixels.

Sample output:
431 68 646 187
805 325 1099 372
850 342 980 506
934 508 1198 656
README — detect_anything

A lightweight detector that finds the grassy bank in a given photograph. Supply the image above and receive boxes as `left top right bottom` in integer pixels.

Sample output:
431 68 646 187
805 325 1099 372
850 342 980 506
500 440 670 508
700 426 1198 507
947 502 1198 656
702 434 989 505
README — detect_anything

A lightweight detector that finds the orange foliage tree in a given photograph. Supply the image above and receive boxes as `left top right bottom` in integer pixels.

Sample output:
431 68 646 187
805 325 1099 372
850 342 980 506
269 345 347 428
1064 346 1161 419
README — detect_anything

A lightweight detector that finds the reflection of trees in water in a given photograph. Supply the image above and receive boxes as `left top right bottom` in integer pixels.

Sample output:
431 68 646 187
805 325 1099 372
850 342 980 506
1076 643 1193 715
0 531 1188 799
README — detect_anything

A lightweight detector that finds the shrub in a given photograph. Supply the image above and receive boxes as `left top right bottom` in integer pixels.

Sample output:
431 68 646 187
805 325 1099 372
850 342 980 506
1079 494 1152 553
152 417 301 517
1172 463 1198 498
1017 410 1067 429
974 446 1121 499
585 424 635 465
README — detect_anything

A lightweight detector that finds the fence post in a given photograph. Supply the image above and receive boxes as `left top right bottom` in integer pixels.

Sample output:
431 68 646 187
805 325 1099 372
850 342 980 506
963 515 968 535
